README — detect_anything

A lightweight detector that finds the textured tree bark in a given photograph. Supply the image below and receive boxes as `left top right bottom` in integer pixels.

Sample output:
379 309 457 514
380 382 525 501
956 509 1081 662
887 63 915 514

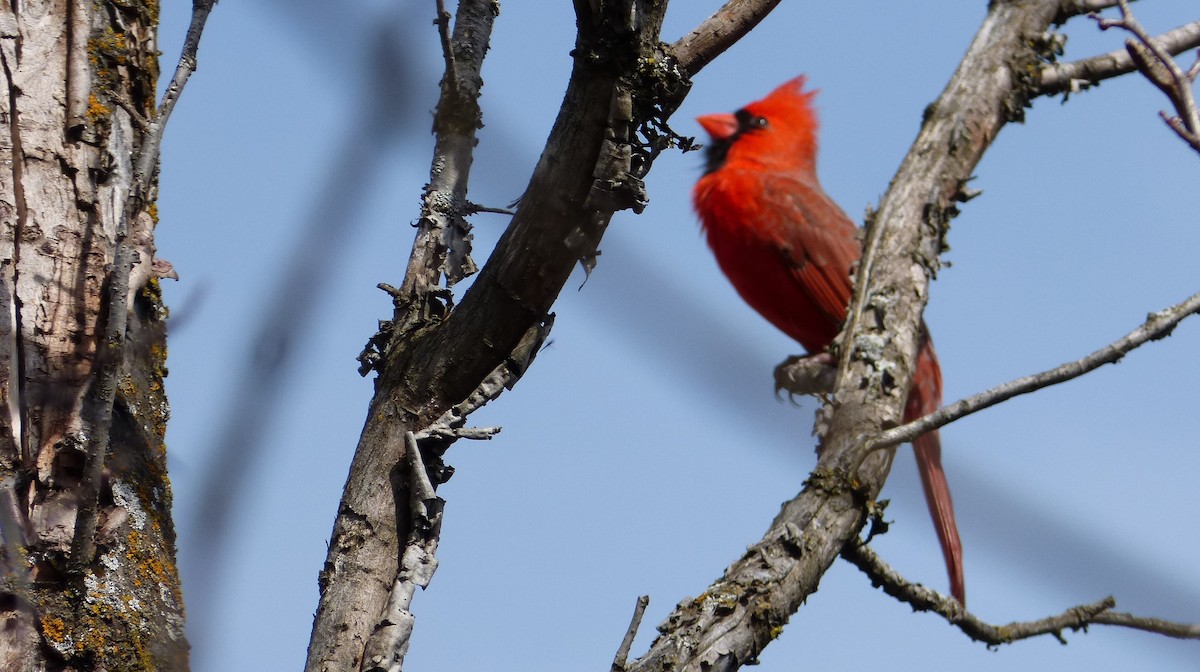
0 1 187 669
306 1 684 669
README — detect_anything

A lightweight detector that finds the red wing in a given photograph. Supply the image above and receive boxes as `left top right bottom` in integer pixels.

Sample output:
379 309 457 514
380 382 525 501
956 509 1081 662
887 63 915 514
759 173 862 329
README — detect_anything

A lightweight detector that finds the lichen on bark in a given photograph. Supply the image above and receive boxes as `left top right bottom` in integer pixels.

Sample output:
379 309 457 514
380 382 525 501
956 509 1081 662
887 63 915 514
0 0 187 669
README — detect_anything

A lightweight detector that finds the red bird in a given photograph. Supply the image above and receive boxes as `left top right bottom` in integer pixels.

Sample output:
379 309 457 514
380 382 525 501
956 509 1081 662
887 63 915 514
693 77 964 605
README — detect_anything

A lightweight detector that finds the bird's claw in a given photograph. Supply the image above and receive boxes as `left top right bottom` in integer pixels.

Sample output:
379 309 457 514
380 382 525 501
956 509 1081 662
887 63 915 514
773 352 836 399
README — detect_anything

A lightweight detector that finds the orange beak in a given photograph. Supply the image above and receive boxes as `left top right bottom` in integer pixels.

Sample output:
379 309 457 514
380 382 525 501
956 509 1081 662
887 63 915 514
696 113 738 141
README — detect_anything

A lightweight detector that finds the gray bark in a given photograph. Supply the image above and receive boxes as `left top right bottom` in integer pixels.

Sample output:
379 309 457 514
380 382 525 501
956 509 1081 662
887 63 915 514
0 1 187 669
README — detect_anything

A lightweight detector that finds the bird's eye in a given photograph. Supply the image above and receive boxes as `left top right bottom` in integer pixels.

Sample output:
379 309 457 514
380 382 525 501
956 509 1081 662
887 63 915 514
735 109 769 132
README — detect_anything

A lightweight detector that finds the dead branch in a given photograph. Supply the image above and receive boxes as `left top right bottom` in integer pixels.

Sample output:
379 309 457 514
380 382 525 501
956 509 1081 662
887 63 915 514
1039 19 1200 96
669 0 782 77
611 595 649 672
1095 2 1200 152
842 542 1200 644
305 2 498 668
311 0 778 666
869 286 1200 452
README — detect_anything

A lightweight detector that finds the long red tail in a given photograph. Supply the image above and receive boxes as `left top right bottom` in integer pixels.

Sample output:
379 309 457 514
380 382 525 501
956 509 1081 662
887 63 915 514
906 332 964 605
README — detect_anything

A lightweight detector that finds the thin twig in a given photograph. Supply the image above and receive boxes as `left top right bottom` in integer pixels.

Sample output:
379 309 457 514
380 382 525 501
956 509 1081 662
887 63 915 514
611 595 649 672
64 0 90 132
306 4 504 666
1055 0 1127 22
434 0 458 93
869 287 1200 452
1092 3 1200 152
1092 611 1200 639
841 541 1200 644
464 202 516 216
138 0 217 200
107 91 150 131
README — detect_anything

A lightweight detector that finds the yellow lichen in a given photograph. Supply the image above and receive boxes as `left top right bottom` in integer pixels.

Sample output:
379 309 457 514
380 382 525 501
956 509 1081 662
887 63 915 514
76 620 106 653
88 28 128 66
41 615 66 642
86 94 110 122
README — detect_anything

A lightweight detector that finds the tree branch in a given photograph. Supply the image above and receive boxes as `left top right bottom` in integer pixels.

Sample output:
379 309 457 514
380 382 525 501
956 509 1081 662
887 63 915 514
869 8 1200 453
385 0 495 347
434 0 458 94
869 286 1200 452
306 3 498 667
611 595 649 672
314 0 796 665
841 542 1200 644
1054 0 1126 23
668 0 782 77
1094 2 1200 152
134 0 219 209
1038 19 1200 97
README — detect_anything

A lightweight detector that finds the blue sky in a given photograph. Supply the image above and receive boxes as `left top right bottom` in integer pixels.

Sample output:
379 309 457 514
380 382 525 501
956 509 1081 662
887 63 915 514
156 2 1199 670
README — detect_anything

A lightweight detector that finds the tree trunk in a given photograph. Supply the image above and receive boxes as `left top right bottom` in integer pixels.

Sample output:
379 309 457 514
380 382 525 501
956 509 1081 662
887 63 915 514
0 1 187 669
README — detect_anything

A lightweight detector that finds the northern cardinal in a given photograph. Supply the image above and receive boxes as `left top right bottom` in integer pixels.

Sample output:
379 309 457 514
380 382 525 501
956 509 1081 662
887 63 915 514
692 77 964 605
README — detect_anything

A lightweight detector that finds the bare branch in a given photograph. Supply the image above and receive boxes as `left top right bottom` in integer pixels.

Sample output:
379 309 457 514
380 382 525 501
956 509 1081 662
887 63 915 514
611 595 649 672
107 91 150 131
668 0 782 77
1093 611 1200 640
309 0 683 663
1038 20 1200 95
146 0 217 192
434 0 458 93
308 314 550 671
1093 2 1200 152
1055 0 1126 22
865 4 1200 483
870 285 1200 453
391 0 496 337
841 542 1200 644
